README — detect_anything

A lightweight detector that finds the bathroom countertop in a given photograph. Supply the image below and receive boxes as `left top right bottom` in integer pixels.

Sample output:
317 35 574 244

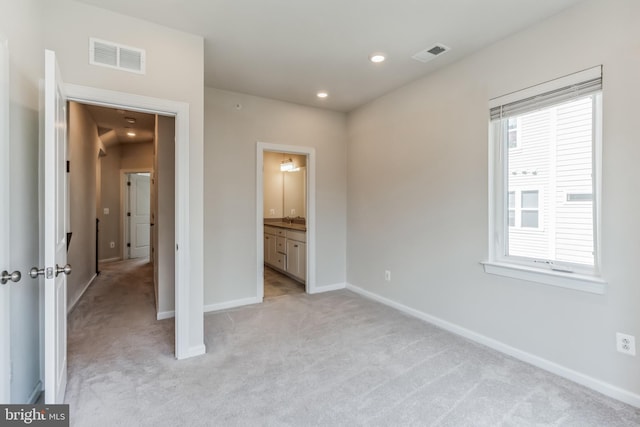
264 222 307 232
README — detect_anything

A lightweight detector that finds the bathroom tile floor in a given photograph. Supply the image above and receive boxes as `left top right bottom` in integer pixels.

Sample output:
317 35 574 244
264 265 305 298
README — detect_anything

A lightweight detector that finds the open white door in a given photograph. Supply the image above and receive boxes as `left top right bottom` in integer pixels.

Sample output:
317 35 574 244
41 49 69 404
0 35 11 404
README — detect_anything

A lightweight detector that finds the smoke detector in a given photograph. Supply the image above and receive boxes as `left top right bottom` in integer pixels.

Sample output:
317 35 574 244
411 44 451 63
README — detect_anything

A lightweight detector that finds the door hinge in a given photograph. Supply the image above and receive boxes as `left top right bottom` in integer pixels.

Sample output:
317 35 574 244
127 243 131 248
127 212 131 217
127 181 131 186
66 161 70 173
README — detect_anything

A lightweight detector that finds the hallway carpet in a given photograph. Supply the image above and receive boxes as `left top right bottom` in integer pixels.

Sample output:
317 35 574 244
65 259 640 426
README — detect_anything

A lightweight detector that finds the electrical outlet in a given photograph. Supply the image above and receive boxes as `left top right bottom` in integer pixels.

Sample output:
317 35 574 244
385 270 391 282
103 207 109 215
616 333 636 356
110 241 115 249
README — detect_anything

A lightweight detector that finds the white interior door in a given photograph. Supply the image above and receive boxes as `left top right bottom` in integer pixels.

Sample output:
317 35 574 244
43 49 68 404
0 35 11 404
128 173 151 259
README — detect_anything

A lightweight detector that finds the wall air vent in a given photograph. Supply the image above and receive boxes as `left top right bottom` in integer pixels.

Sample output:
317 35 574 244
411 43 451 63
89 38 146 74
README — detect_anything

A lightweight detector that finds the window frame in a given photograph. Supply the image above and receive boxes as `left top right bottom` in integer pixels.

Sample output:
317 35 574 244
483 66 606 294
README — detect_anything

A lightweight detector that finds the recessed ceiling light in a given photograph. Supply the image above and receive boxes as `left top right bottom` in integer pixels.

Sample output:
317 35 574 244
125 117 136 124
317 91 328 99
127 131 136 137
369 53 386 63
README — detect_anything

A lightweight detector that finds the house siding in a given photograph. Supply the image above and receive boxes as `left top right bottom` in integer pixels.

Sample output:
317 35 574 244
507 96 594 265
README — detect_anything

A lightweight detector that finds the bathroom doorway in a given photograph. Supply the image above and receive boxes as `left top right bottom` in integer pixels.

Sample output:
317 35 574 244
256 143 317 301
263 151 307 298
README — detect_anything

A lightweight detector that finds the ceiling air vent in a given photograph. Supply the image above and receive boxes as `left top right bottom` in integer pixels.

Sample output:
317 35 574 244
411 43 451 63
89 38 146 74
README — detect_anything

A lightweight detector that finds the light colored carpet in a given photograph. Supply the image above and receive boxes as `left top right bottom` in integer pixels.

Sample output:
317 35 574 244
65 259 640 426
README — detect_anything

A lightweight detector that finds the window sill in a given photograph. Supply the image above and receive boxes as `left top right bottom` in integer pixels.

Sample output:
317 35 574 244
480 261 606 294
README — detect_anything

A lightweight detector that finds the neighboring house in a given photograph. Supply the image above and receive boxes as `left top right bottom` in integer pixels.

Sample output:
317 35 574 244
507 96 594 266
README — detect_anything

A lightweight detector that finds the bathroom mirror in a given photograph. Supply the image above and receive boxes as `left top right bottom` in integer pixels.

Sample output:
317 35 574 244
283 166 306 218
263 152 307 219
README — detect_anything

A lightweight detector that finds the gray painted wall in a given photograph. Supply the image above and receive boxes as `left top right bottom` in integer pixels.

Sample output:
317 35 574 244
98 142 153 261
67 102 100 309
98 145 121 261
0 0 43 404
204 87 347 305
347 0 640 398
42 0 204 353
156 115 175 315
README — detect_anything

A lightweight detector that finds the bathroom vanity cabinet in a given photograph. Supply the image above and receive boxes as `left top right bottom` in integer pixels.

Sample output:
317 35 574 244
264 225 306 283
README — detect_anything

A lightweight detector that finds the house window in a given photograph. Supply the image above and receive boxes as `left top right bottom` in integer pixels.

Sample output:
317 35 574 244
507 117 520 149
520 190 539 228
508 189 540 229
484 66 605 293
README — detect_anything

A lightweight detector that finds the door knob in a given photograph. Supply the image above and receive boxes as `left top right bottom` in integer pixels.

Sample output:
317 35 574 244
30 264 72 279
55 264 72 277
29 267 45 279
1 270 21 285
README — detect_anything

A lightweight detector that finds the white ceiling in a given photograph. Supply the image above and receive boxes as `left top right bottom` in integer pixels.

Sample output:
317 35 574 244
75 0 585 112
82 103 156 147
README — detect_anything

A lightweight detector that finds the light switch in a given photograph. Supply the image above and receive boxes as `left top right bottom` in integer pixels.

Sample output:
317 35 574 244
103 208 109 215
269 209 275 215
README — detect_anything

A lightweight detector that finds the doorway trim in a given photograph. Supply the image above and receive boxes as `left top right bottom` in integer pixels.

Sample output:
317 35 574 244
65 83 198 360
256 142 317 299
121 169 152 260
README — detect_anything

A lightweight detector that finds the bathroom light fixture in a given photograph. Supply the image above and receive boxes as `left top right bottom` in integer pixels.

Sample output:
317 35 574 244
280 158 295 172
369 53 386 63
316 91 328 99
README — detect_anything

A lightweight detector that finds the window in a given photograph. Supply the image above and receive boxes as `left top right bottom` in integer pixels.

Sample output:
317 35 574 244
508 189 540 229
484 66 605 294
520 190 539 228
507 117 520 149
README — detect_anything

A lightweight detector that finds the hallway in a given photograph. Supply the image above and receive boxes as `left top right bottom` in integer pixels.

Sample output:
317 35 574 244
65 258 174 421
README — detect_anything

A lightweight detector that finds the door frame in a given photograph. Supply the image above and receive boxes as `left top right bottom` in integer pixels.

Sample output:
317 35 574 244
121 169 152 260
256 142 316 299
64 84 194 359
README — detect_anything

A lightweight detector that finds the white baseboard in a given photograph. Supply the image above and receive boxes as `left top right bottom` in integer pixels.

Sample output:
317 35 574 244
346 283 640 409
157 310 175 320
309 282 346 294
27 380 42 404
67 274 97 314
204 297 262 313
177 344 206 360
98 257 121 263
